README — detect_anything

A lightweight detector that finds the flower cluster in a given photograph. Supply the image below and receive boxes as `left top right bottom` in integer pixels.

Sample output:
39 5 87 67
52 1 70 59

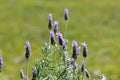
18 8 106 80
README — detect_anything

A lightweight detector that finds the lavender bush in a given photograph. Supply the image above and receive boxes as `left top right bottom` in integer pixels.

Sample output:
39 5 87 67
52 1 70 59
19 8 109 80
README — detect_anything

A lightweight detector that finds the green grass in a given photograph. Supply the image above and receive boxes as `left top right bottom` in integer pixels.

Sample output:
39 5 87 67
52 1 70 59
0 0 120 79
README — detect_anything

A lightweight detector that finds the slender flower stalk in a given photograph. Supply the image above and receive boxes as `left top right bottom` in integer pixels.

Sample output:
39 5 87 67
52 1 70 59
0 56 3 72
25 41 31 80
25 59 29 80
64 8 69 39
48 13 53 30
81 60 85 80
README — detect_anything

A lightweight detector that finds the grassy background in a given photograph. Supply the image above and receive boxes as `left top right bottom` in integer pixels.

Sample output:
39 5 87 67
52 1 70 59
0 0 120 79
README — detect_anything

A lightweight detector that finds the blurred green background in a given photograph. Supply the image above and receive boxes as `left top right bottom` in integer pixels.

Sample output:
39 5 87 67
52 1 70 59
0 0 120 80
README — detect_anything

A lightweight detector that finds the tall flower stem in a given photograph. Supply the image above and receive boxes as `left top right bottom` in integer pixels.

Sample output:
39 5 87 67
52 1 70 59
64 20 68 39
82 72 84 80
26 59 29 80
73 59 75 80
54 46 57 67
82 58 86 80
73 68 75 80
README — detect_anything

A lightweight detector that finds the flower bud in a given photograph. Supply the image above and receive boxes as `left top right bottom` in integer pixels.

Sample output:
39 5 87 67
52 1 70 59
81 60 85 72
25 41 31 59
57 32 64 46
62 41 67 50
32 67 37 80
64 8 69 21
54 21 58 33
0 56 3 72
48 13 53 29
50 31 55 45
84 69 90 79
82 42 88 58
72 40 78 59
72 61 77 70
20 69 24 79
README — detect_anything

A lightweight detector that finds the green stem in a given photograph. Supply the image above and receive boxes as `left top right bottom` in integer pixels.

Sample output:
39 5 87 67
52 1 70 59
64 20 68 39
54 46 57 67
82 71 84 80
82 58 86 80
26 59 29 80
73 69 75 80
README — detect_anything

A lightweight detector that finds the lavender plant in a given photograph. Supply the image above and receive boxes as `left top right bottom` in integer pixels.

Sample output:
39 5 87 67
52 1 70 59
19 8 108 80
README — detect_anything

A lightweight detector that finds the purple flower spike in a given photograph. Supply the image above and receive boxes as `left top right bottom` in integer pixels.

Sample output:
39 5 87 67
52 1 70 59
25 41 31 59
72 61 77 70
20 69 24 79
48 13 53 29
82 42 88 58
26 41 30 49
64 8 69 21
57 32 64 46
50 31 55 45
84 69 90 79
0 56 3 72
72 40 78 59
62 41 67 50
32 67 37 80
72 40 77 48
54 21 59 33
81 60 85 72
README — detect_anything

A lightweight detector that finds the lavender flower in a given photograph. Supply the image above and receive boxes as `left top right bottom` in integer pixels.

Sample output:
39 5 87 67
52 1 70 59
57 32 64 46
32 67 37 80
62 41 67 50
82 42 88 58
54 21 59 33
84 69 90 79
25 41 31 59
64 8 69 21
50 31 55 45
20 69 24 79
48 13 53 29
0 56 3 72
72 40 78 59
66 57 71 68
72 61 77 70
81 60 85 72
